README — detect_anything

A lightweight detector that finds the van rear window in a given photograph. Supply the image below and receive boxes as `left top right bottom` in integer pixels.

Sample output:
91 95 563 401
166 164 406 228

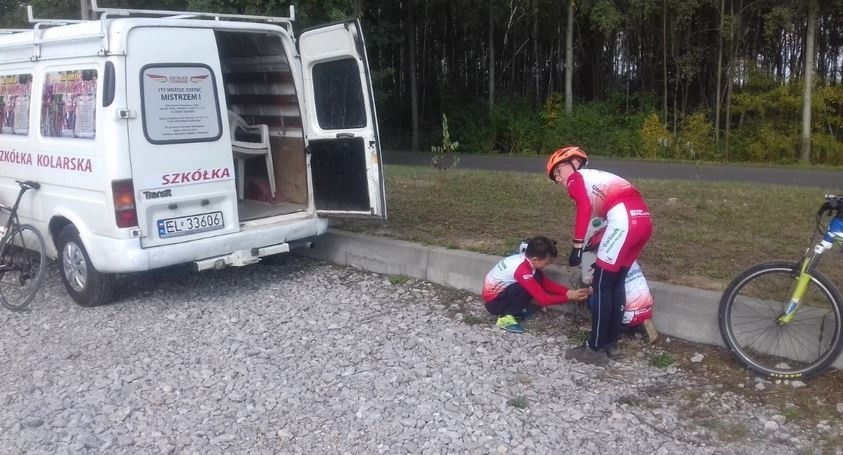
41 70 97 139
0 74 33 136
140 64 222 144
312 58 366 130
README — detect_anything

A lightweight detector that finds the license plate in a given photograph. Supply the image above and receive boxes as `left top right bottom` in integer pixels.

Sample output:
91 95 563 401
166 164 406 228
157 211 224 238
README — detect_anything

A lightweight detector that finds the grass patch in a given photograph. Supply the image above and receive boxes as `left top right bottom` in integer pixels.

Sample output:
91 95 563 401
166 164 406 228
507 396 529 409
782 408 804 421
650 353 676 368
389 275 411 286
333 165 843 291
569 330 589 346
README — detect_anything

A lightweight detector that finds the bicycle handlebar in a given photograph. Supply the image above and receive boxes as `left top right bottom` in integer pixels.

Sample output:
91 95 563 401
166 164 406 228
818 194 843 218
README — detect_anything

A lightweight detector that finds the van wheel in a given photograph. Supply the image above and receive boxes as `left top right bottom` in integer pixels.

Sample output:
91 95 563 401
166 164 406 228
58 226 115 307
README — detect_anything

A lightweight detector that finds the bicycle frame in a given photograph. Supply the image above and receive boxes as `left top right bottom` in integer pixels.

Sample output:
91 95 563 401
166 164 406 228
779 205 843 325
0 182 36 261
780 246 828 324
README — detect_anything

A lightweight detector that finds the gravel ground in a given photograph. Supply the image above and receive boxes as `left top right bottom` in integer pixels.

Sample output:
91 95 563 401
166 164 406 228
0 257 833 454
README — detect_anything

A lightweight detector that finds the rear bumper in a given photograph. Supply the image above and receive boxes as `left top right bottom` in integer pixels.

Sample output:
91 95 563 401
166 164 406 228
83 217 328 273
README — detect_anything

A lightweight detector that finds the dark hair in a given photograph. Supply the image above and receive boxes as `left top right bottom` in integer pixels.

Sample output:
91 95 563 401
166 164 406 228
525 236 558 259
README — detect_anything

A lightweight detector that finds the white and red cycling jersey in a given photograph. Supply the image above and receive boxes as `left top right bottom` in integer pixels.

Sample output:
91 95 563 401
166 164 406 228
565 169 642 242
481 253 571 306
566 169 652 271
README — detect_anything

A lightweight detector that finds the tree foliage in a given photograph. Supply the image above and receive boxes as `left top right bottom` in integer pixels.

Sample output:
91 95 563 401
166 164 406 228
6 0 843 163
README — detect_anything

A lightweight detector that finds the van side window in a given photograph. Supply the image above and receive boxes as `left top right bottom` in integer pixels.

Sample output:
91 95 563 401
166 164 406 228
41 69 98 139
140 64 222 144
312 58 366 130
0 74 33 136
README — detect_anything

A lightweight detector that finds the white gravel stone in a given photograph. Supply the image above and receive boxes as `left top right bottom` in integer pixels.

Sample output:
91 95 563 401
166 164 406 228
765 421 779 432
690 353 704 363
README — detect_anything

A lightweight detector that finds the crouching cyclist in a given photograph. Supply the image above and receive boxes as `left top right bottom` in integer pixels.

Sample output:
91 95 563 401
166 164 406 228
482 236 591 334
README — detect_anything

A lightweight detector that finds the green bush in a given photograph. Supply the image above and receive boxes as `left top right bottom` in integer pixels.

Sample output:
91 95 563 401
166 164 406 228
446 102 496 154
813 132 843 165
746 125 799 164
677 111 715 161
429 83 841 164
640 113 670 159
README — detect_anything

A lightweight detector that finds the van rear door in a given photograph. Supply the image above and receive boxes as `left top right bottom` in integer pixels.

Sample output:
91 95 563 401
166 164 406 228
299 20 386 219
125 27 239 247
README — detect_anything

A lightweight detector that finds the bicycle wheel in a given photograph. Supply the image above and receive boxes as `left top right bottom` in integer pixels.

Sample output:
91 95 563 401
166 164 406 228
719 261 843 379
0 224 47 311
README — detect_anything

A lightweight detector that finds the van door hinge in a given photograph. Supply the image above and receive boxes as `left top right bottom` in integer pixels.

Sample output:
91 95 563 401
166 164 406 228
117 109 137 119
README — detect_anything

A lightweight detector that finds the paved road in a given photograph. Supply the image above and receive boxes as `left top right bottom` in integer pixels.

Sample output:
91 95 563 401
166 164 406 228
383 150 843 189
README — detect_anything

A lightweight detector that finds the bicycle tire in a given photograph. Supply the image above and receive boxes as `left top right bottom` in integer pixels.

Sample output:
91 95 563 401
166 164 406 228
718 261 843 379
0 224 47 311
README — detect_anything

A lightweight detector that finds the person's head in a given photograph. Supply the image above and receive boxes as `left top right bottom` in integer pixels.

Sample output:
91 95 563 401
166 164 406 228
524 236 558 269
546 146 588 184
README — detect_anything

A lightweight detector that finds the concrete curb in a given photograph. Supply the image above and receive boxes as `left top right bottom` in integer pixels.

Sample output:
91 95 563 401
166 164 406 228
299 229 843 370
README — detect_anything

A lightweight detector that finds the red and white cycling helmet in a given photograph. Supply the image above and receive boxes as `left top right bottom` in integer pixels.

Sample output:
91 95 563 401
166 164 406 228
546 146 588 180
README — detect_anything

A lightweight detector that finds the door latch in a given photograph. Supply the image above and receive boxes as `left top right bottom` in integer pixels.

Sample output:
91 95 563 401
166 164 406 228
117 109 137 119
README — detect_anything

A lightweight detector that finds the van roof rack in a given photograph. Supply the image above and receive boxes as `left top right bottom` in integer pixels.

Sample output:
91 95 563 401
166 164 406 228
91 0 295 33
27 5 86 27
0 29 31 34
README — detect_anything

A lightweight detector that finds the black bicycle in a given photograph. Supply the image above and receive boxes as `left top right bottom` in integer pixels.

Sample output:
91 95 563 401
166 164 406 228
0 180 46 311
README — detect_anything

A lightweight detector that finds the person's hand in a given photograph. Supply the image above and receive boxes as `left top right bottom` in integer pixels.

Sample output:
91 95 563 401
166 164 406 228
568 246 583 266
567 288 591 301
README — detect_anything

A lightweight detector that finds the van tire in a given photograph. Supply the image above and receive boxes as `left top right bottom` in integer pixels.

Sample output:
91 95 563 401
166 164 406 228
58 226 115 307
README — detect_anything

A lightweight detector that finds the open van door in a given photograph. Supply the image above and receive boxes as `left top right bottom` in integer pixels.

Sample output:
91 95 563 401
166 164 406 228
299 20 386 219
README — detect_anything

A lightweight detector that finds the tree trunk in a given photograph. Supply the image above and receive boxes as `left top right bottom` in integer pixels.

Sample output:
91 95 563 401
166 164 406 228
662 0 668 125
532 0 539 106
565 0 574 113
80 0 92 20
714 0 724 144
488 0 495 107
407 0 419 153
800 0 817 164
724 0 741 161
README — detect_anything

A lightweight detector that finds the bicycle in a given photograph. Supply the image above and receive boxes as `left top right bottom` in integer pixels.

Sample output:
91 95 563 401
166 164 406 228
0 180 46 311
718 194 843 379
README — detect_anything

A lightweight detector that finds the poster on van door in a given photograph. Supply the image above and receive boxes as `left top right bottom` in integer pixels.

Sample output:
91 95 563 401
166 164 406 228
141 65 221 144
41 70 97 139
0 74 32 136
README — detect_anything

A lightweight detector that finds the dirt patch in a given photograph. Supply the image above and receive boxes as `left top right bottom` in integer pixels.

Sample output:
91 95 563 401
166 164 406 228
428 284 843 444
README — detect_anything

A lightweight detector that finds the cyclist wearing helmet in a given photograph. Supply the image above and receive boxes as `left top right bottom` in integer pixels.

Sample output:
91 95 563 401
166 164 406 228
546 146 653 365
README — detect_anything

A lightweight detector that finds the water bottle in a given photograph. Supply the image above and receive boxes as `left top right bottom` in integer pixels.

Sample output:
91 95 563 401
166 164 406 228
823 217 843 246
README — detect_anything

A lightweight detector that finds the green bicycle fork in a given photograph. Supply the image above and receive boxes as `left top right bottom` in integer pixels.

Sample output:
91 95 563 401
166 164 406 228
778 257 816 325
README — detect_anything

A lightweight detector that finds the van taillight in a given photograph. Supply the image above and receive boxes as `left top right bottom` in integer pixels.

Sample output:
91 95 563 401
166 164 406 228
112 179 138 228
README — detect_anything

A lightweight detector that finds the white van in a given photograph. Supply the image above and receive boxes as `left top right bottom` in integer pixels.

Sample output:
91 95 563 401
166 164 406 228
0 2 386 306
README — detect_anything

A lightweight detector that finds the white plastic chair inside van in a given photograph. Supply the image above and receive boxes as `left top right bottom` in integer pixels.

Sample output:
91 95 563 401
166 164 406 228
228 110 276 200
